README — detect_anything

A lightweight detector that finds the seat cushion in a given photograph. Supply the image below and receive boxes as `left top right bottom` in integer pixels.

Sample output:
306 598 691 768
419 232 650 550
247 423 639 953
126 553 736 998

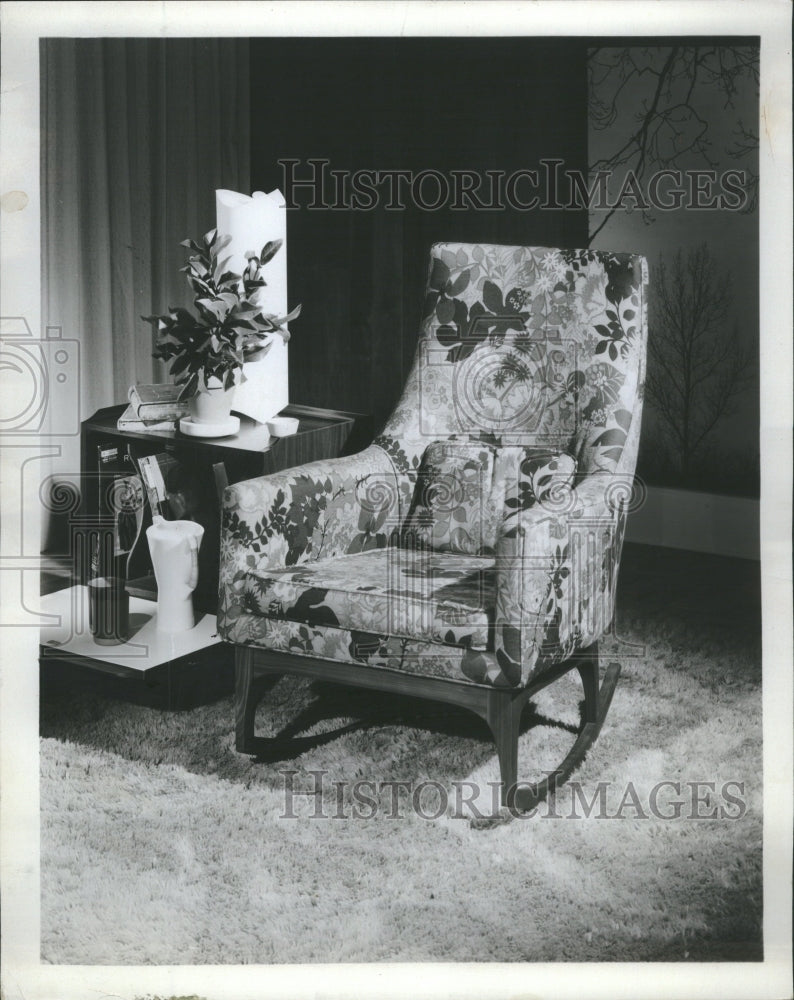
232 546 496 651
221 610 517 687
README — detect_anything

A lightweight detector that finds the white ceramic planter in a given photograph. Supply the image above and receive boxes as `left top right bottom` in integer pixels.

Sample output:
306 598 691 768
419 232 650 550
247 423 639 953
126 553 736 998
189 380 236 424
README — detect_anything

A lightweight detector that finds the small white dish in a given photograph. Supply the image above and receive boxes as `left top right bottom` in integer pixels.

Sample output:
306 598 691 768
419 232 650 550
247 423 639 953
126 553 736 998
267 415 300 437
179 414 240 438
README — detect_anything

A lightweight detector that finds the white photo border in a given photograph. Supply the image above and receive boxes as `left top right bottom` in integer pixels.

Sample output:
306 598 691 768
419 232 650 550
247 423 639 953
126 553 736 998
1 2 791 998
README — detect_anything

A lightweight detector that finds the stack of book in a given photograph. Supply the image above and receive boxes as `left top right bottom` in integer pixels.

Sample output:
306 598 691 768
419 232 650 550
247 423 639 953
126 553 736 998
117 383 190 431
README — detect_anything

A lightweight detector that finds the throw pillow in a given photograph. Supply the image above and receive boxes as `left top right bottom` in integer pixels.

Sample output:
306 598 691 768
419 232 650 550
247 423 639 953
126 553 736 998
402 442 498 555
402 443 577 554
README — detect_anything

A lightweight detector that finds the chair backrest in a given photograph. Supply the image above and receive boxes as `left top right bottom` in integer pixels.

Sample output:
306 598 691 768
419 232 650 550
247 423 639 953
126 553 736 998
376 242 648 497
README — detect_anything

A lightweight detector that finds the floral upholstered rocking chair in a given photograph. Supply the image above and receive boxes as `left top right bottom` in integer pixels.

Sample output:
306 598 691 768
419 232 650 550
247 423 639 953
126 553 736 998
218 243 648 811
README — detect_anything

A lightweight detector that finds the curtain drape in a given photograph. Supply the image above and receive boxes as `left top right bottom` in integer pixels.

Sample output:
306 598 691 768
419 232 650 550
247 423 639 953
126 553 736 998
249 38 588 428
41 38 250 419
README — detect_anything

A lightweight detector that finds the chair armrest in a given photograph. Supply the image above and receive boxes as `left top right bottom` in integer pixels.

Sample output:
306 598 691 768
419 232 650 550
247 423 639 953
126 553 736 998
219 444 401 583
494 474 630 685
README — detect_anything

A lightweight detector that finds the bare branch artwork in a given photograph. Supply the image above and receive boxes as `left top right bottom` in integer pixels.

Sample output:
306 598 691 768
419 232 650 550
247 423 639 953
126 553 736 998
645 244 754 478
587 45 760 242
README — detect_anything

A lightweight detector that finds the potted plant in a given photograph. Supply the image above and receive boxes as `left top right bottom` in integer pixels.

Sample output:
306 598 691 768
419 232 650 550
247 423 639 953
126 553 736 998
143 229 300 424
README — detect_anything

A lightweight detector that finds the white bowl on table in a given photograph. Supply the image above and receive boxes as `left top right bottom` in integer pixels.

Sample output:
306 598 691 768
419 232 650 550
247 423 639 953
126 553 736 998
267 416 300 437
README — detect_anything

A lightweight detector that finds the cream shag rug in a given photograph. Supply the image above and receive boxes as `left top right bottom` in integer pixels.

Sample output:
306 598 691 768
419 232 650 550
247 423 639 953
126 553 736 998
40 547 762 965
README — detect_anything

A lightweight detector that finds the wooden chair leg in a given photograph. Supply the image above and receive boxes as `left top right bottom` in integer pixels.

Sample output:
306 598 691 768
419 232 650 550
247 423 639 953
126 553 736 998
477 647 622 817
235 647 258 753
484 688 533 807
235 647 284 753
235 647 368 760
576 642 600 726
507 656 622 814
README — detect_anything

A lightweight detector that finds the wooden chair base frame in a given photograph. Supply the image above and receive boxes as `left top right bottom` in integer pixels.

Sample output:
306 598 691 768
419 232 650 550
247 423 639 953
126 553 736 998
233 642 620 813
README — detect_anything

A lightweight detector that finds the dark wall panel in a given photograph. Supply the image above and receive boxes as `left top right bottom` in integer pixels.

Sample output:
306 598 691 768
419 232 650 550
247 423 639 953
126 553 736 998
251 38 588 428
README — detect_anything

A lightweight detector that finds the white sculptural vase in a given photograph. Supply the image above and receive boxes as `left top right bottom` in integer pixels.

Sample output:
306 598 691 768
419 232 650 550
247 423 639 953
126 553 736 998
145 516 205 632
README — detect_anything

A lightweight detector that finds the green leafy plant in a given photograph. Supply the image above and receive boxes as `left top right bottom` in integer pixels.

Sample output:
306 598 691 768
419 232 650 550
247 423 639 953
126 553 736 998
143 229 301 394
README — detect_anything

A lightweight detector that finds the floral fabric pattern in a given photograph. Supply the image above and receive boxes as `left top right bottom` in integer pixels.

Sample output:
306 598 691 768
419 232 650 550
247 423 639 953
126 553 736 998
228 547 495 651
218 242 648 690
221 608 517 688
376 242 646 485
219 445 403 584
494 475 629 686
401 442 499 555
401 443 577 557
504 450 577 511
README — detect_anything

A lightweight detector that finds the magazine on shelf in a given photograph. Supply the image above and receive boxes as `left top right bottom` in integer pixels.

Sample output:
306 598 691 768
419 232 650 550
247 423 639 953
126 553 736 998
95 442 145 577
135 452 203 522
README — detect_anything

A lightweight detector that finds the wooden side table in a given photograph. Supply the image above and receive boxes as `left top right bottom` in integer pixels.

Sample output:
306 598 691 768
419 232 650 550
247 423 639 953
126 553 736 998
79 402 372 614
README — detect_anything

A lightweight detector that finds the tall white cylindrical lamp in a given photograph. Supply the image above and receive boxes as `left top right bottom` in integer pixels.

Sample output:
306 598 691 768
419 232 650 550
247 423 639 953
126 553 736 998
215 189 289 424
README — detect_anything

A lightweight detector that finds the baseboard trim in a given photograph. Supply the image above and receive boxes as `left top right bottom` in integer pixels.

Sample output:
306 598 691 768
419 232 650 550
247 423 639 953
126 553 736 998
626 486 760 560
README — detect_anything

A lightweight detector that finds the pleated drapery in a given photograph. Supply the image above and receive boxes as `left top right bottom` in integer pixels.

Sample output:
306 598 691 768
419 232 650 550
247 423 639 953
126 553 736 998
41 38 251 419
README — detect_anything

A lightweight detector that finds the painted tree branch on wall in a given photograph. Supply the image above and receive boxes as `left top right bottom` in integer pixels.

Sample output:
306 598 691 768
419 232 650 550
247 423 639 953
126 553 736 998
587 45 759 243
645 244 754 479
